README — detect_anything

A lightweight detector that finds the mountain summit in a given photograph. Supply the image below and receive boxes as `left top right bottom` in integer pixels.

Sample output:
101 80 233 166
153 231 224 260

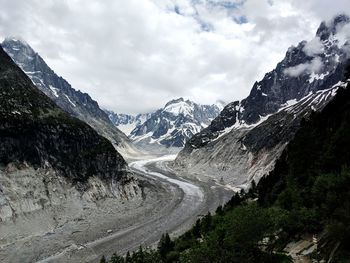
107 98 224 149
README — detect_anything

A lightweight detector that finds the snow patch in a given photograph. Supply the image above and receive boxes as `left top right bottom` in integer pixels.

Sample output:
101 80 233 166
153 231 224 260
212 114 273 143
64 94 76 107
49 85 59 98
308 71 329 83
117 122 139 136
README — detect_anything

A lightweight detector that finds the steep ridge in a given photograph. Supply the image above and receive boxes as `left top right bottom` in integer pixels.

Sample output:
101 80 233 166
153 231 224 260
175 15 350 188
1 38 139 158
256 75 350 261
129 98 224 148
0 45 129 184
0 45 142 263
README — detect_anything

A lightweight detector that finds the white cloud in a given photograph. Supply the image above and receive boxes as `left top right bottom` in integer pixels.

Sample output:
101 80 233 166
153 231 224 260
335 23 350 47
284 57 324 77
303 37 324 56
0 0 349 114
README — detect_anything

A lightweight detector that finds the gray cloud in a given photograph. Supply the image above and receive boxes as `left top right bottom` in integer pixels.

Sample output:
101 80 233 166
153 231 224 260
0 0 349 114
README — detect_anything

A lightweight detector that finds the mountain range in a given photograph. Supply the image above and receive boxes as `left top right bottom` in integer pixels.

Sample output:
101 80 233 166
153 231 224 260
2 38 225 153
1 12 350 263
106 98 225 148
175 14 350 189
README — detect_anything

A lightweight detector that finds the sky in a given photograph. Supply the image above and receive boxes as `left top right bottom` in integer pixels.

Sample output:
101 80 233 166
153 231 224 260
0 0 349 114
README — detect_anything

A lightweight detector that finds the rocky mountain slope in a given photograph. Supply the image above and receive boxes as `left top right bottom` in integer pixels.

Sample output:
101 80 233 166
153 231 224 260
175 15 350 189
1 38 138 158
256 76 350 262
0 43 139 217
127 98 224 148
0 45 142 263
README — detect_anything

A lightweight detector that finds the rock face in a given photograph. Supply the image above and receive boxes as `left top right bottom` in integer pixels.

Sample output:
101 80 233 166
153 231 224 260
1 38 136 157
128 98 224 148
0 45 129 184
175 15 350 188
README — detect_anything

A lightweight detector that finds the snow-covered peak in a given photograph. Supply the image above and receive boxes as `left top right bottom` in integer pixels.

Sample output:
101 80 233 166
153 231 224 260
2 37 32 53
2 37 36 63
128 98 222 148
3 36 30 46
163 98 194 116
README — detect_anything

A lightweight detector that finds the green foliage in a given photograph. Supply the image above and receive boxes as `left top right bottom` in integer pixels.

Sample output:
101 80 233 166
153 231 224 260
256 66 350 259
110 253 124 263
103 248 161 263
158 233 174 262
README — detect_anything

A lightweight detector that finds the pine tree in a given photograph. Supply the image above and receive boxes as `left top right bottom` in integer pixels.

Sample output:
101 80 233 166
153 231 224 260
201 212 212 233
125 251 132 263
100 255 107 263
192 219 201 238
158 233 173 260
216 205 223 215
110 252 124 263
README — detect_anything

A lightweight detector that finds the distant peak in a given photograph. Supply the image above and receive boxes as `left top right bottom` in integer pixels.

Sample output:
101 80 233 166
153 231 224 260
2 36 36 59
164 97 185 108
2 36 29 46
333 14 350 25
316 14 350 40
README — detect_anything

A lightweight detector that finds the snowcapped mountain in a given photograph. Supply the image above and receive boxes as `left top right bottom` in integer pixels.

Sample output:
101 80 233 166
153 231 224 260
111 98 224 149
1 38 138 158
105 111 151 135
175 14 350 188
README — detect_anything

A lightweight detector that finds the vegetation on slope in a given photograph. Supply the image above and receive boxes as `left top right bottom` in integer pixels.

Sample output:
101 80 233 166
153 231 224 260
102 67 350 262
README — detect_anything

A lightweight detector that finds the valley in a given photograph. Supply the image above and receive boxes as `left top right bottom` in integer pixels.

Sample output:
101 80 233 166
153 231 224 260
0 155 233 263
0 5 350 262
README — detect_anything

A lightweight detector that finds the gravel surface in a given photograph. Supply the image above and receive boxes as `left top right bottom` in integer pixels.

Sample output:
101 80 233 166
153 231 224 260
0 156 233 263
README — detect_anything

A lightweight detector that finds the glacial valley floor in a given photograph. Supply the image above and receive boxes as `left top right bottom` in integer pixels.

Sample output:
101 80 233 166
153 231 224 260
0 156 233 263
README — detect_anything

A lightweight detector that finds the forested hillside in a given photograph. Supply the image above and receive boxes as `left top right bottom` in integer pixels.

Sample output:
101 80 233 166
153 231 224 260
102 65 350 262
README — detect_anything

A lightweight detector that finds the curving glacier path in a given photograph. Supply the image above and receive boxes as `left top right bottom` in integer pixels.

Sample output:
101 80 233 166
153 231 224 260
33 155 233 263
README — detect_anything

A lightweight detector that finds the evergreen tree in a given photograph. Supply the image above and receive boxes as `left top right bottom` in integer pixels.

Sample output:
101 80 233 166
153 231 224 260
215 205 223 215
201 212 212 233
110 253 124 263
125 251 132 263
192 219 201 238
158 233 174 260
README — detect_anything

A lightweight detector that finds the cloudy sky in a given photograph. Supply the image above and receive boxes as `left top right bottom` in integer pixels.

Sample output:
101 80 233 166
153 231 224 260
0 0 349 114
